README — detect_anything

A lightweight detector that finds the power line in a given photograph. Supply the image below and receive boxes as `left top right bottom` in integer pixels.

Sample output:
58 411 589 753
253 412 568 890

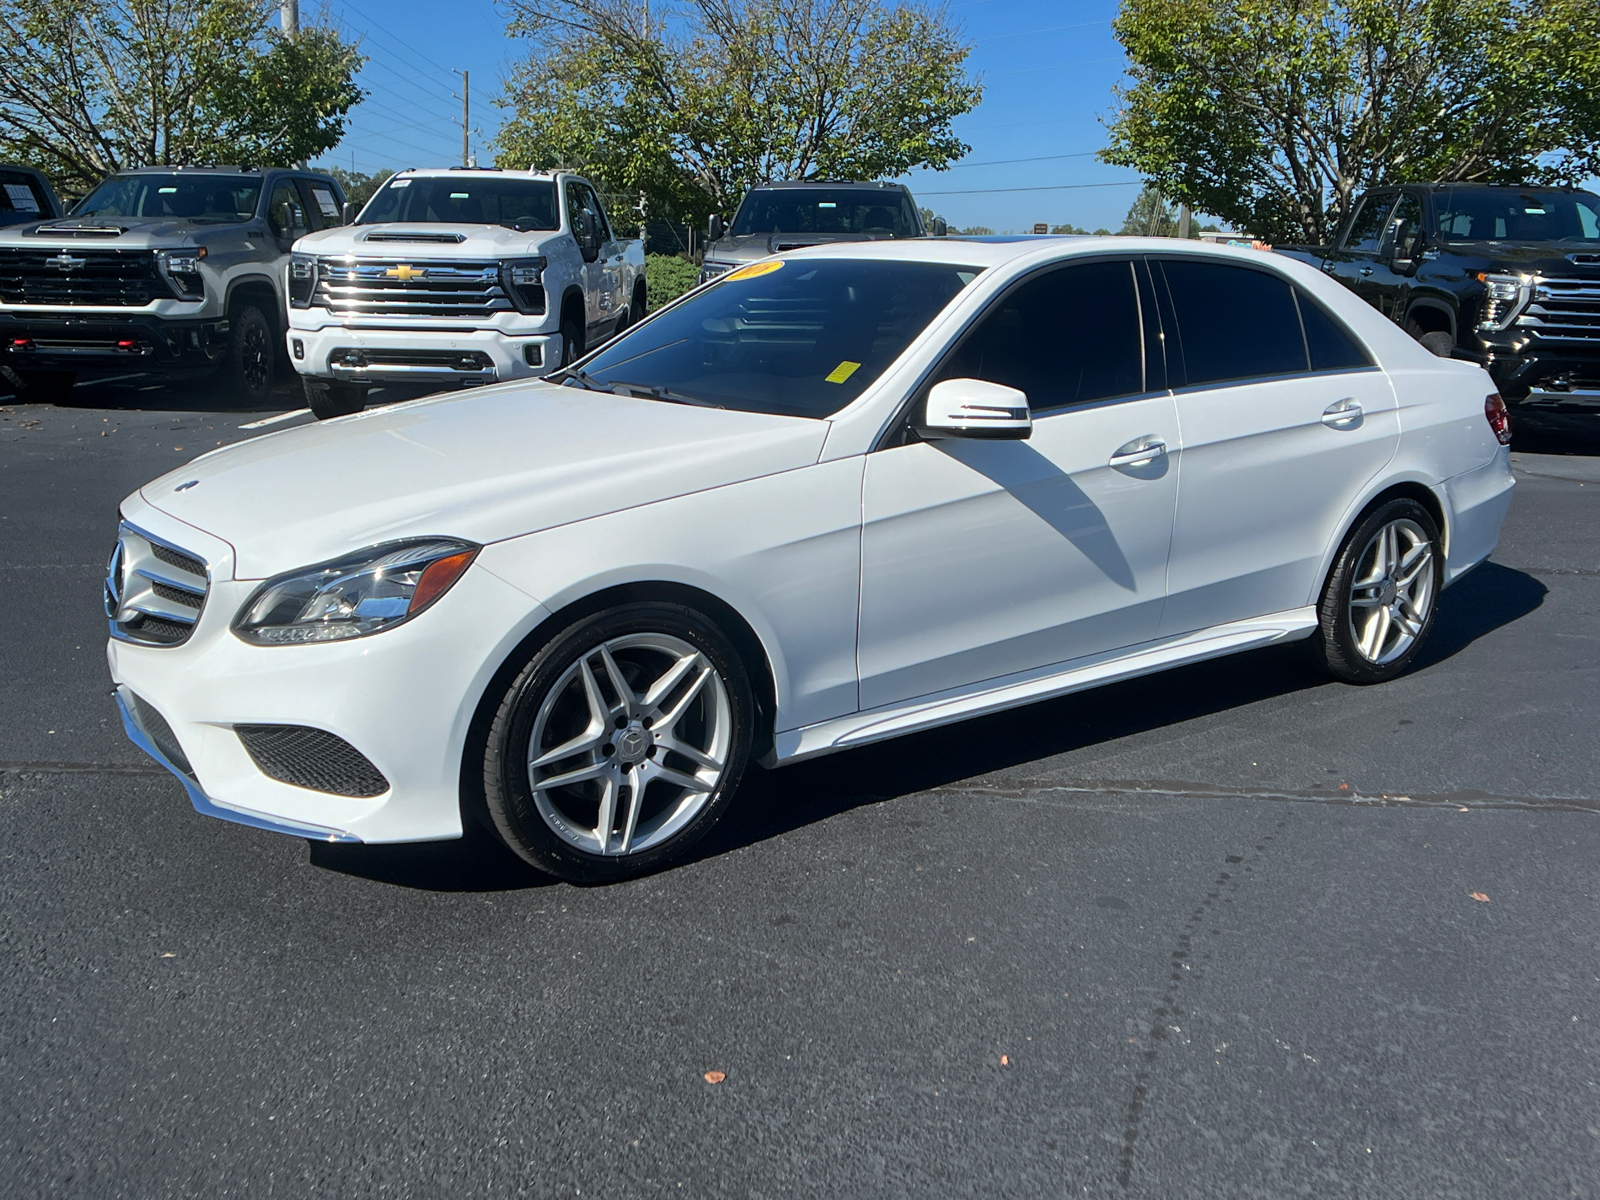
917 180 1143 196
975 19 1110 42
339 1 465 87
988 57 1122 79
938 150 1102 170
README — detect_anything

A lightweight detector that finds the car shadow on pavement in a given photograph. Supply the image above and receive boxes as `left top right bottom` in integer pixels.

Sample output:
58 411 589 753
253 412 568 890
694 561 1548 865
303 563 1544 892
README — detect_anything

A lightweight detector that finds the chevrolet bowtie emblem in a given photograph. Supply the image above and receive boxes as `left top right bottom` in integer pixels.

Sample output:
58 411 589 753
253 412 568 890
385 264 426 281
51 251 86 271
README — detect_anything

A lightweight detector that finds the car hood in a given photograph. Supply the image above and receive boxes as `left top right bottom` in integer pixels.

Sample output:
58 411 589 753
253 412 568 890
1444 240 1600 277
0 216 246 246
138 382 829 580
705 231 902 263
296 222 567 258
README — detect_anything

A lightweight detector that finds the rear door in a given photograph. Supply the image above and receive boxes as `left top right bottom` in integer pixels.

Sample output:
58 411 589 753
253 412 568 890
1154 256 1400 635
857 257 1182 710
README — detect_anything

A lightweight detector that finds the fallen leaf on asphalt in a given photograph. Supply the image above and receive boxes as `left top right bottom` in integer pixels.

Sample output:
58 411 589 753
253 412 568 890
1338 782 1349 791
1470 892 1489 903
1458 807 1470 812
703 1070 725 1084
160 952 176 958
1000 1055 1009 1066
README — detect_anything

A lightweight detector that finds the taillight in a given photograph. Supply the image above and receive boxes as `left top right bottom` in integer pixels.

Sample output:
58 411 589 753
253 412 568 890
1485 393 1512 446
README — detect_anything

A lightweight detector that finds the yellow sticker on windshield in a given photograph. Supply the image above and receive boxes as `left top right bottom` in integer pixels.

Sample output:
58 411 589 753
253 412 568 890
725 260 785 281
825 361 861 384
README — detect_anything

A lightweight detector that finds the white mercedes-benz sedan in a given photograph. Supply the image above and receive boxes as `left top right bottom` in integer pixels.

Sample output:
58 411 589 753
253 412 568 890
106 237 1515 880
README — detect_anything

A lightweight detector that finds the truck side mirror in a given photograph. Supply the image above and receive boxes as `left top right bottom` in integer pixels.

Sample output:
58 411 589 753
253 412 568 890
341 201 357 225
576 210 600 262
931 217 948 237
708 214 724 242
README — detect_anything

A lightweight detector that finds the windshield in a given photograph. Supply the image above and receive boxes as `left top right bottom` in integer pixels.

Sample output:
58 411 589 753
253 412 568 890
72 174 260 223
730 189 921 238
358 176 560 230
1436 188 1600 243
561 258 981 419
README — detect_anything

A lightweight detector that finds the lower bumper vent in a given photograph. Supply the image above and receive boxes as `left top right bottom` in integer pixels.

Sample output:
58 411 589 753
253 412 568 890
128 693 194 777
235 725 389 797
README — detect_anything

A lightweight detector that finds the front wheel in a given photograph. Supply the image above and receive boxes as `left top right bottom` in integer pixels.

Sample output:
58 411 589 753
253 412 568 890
1312 498 1443 684
302 376 368 420
483 602 755 882
223 304 275 405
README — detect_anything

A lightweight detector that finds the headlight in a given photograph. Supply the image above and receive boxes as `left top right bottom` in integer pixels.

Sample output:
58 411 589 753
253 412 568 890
501 256 547 313
288 252 317 308
698 260 734 285
1476 271 1537 331
156 247 207 300
233 539 479 645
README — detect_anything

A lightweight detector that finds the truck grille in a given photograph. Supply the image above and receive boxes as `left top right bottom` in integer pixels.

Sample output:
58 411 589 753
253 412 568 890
314 256 527 318
106 523 208 646
0 247 171 306
1518 279 1600 344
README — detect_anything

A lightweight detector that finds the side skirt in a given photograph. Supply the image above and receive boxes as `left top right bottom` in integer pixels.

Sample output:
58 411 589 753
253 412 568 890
771 607 1318 766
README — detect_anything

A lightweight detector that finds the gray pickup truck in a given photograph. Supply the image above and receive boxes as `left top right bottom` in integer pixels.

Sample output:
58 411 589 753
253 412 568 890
0 165 347 405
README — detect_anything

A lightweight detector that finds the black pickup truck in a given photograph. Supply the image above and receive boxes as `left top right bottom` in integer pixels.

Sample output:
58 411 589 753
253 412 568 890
1277 184 1600 405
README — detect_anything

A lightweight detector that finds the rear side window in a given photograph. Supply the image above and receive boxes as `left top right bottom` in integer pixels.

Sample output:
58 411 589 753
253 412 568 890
935 259 1145 413
1159 260 1307 386
1296 290 1373 371
0 172 49 225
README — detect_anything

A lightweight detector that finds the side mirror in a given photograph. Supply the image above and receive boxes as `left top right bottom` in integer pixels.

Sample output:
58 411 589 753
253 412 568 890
576 210 599 261
341 201 357 225
918 378 1032 440
708 213 724 242
931 217 948 237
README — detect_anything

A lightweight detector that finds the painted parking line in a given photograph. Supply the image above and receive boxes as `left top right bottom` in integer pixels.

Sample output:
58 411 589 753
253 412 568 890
238 408 311 429
72 374 143 387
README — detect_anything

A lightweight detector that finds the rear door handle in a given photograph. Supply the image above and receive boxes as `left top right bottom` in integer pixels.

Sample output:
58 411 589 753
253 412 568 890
1321 398 1363 429
1109 436 1168 469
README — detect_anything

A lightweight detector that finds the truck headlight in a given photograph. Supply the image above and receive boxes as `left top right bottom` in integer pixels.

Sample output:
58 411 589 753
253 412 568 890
233 539 479 645
500 256 547 313
1476 272 1537 332
698 260 734 285
156 247 207 300
288 253 318 309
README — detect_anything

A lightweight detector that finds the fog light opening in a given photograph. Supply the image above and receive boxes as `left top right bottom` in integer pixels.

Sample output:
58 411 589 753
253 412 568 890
292 338 305 360
523 343 542 367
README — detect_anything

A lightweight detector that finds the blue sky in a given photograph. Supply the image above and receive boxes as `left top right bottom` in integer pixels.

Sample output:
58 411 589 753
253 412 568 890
316 0 1147 234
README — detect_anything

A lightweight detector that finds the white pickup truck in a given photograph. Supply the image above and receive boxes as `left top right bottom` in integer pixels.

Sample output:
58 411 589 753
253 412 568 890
286 168 645 418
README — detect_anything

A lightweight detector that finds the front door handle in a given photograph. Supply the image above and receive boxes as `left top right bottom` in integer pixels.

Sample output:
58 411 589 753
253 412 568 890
1109 435 1168 469
1321 398 1363 429
1358 266 1374 276
1322 261 1337 273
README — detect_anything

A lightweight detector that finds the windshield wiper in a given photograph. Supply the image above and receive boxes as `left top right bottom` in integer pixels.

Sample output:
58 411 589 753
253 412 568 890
551 367 607 391
607 381 725 409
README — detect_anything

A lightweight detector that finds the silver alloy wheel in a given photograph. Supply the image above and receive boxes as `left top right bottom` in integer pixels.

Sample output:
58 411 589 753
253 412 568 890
1346 517 1436 665
527 632 732 857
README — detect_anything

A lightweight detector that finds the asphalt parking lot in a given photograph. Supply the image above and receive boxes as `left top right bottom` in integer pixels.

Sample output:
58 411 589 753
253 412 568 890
3 375 1598 1198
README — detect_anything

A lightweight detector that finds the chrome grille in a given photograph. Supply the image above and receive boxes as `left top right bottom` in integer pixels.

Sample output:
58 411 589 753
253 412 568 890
106 523 208 646
0 247 171 306
313 256 523 318
1517 279 1600 343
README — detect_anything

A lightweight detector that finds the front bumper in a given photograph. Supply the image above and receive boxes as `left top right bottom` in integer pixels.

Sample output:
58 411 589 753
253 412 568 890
288 319 562 386
106 503 553 843
1479 340 1600 405
0 309 228 371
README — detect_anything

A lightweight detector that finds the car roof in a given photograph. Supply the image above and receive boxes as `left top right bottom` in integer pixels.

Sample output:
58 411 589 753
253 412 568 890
393 168 566 182
746 180 905 191
773 234 1296 270
115 165 310 176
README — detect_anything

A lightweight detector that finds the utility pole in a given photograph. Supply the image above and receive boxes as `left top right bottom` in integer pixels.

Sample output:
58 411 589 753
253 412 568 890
1178 203 1192 240
281 2 305 169
457 70 470 167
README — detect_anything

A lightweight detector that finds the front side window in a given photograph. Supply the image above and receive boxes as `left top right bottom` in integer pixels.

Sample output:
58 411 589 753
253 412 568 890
0 171 49 226
72 173 261 223
731 189 920 238
566 258 981 419
564 182 610 240
1383 193 1424 258
1160 260 1308 386
267 182 308 241
933 259 1144 414
1436 188 1600 242
1342 194 1396 254
357 176 560 231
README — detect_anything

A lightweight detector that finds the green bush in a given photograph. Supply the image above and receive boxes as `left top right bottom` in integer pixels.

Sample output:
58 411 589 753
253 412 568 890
646 254 700 312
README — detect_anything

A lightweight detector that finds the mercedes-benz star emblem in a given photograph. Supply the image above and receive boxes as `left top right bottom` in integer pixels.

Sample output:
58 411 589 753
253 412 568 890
104 540 125 619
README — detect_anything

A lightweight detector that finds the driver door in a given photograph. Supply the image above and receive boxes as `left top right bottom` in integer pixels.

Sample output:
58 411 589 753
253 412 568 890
565 181 608 340
856 258 1182 710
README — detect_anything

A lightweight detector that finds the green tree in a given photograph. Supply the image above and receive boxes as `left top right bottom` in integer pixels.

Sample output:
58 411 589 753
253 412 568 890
1101 0 1600 244
0 0 364 200
954 224 993 235
496 0 983 225
1120 184 1183 235
322 166 395 213
1051 222 1089 234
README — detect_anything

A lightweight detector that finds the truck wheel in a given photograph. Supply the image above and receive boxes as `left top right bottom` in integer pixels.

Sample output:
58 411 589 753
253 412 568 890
1404 318 1455 358
223 303 275 404
560 311 583 367
629 282 646 324
303 376 368 420
13 368 77 404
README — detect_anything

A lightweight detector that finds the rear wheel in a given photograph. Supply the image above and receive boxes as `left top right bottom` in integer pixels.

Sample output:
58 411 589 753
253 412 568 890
223 303 275 405
303 376 368 420
1312 498 1443 684
483 602 754 883
13 368 76 403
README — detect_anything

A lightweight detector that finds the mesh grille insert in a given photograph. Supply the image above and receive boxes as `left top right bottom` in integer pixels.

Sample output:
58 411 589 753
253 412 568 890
151 543 206 577
151 580 203 608
235 725 389 798
128 693 194 776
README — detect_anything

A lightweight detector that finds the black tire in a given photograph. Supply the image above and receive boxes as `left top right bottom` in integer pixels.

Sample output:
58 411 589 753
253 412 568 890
629 282 646 324
1311 498 1443 684
13 368 76 403
223 303 275 404
302 376 368 420
1404 317 1455 358
483 601 755 883
559 308 584 367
